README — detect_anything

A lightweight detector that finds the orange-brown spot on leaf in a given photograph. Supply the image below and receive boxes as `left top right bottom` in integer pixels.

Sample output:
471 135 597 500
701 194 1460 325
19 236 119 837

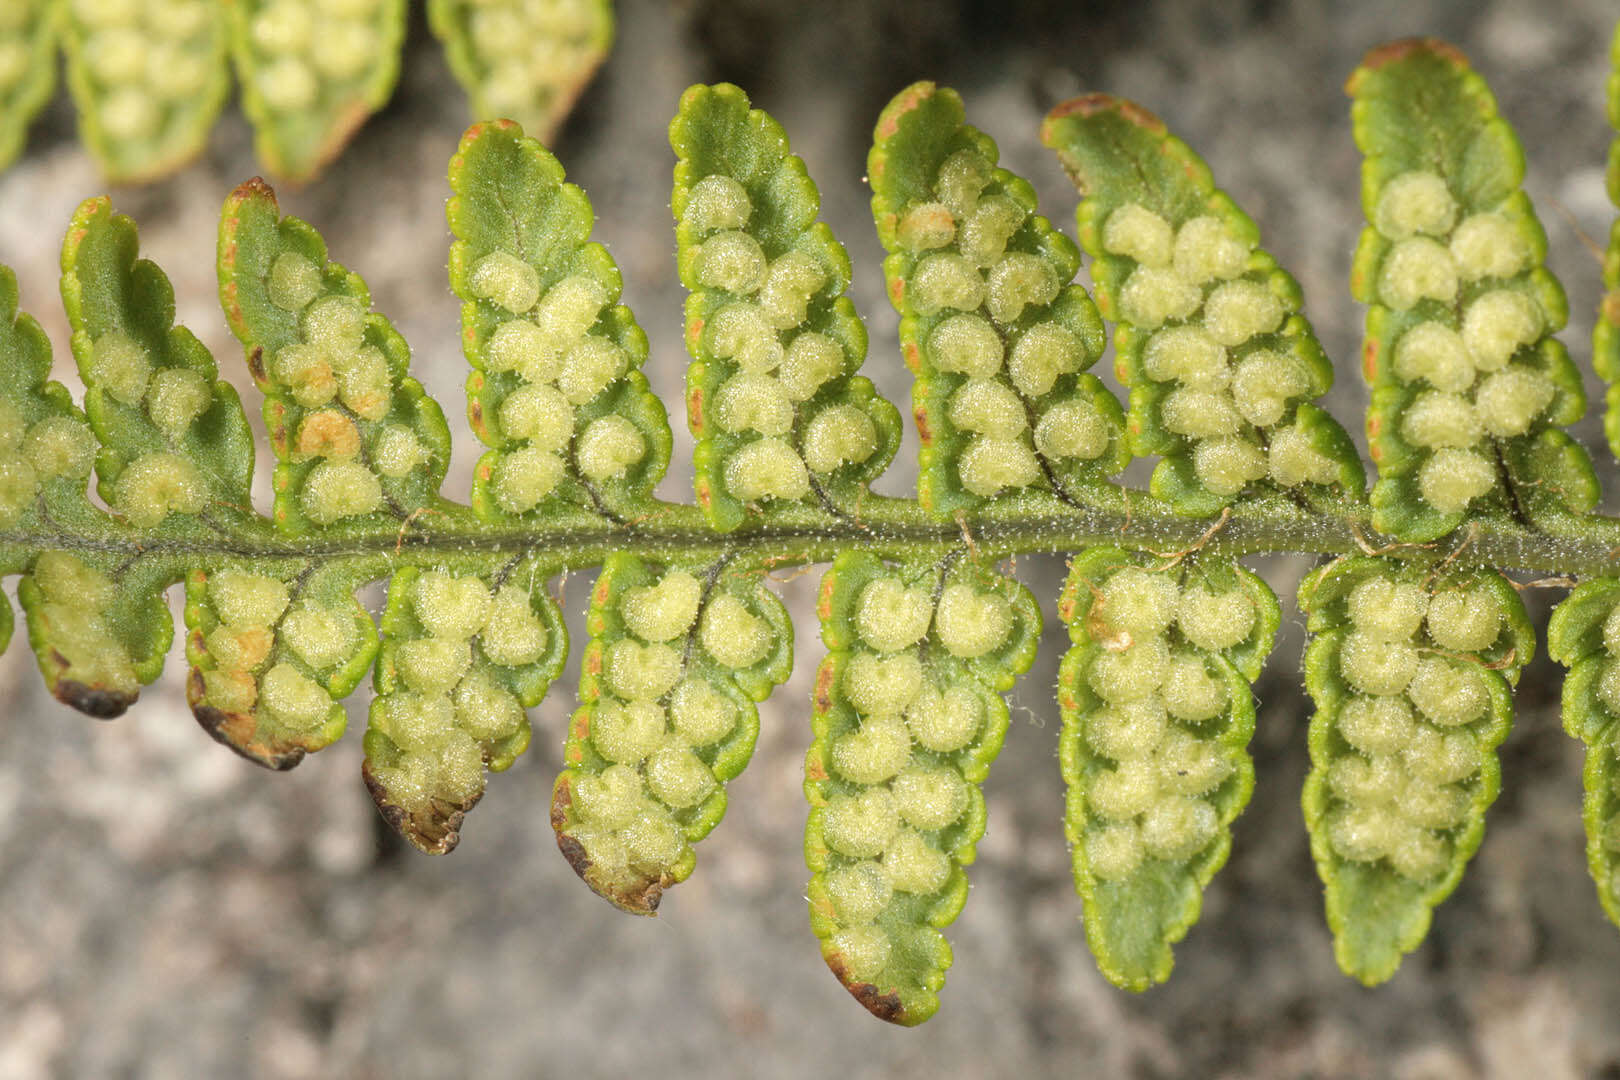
1045 93 1166 138
914 404 933 447
230 176 279 204
185 665 206 704
295 409 361 461
209 627 274 672
345 388 388 420
815 571 838 621
874 81 935 141
568 706 591 743
813 657 837 713
687 383 705 434
221 280 244 331
1601 290 1620 326
902 340 922 374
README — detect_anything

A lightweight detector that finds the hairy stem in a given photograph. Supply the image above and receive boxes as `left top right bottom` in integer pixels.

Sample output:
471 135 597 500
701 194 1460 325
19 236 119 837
10 482 1620 586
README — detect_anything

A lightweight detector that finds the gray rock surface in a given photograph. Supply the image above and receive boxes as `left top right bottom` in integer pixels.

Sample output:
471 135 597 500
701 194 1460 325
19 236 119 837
1 1 1618 1075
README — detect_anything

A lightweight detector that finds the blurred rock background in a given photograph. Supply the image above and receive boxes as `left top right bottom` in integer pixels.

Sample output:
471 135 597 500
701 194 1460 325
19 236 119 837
2 0 1618 1076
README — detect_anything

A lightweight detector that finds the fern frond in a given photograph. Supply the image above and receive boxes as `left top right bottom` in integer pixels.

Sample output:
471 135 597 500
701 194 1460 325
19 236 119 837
184 559 377 768
8 36 1620 1027
1596 22 1620 459
1549 581 1620 926
674 83 901 530
228 0 408 183
872 82 1124 517
1057 547 1275 989
1300 555 1532 983
367 561 566 852
553 554 789 910
429 0 613 145
1347 39 1595 541
1043 95 1364 516
61 0 231 182
0 263 163 716
4 0 613 184
220 179 454 534
807 550 1036 1024
447 120 671 525
0 0 56 172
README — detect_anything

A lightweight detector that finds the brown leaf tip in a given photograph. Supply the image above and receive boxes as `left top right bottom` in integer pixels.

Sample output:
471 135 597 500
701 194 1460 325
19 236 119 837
229 176 279 206
461 118 524 147
551 779 666 915
53 678 133 720
362 760 474 855
191 703 306 772
1044 94 1166 136
825 952 908 1025
1351 37 1471 90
